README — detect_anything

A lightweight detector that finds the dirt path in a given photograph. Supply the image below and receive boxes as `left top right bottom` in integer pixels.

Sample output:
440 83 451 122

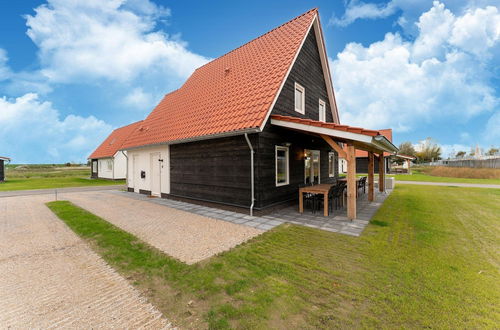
0 195 172 328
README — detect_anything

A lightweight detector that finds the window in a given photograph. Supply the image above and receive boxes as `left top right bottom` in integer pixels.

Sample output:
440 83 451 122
275 146 289 186
294 82 305 114
328 152 335 177
319 99 326 122
107 159 113 170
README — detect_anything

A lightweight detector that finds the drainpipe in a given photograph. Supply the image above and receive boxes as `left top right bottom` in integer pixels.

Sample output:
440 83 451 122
121 150 128 188
244 134 255 216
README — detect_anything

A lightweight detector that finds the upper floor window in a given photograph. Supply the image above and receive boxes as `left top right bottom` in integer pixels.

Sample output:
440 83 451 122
319 99 326 122
275 146 289 186
294 82 305 114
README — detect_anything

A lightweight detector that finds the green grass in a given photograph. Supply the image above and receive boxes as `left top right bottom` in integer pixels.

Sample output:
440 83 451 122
0 164 124 191
47 185 500 328
394 172 500 184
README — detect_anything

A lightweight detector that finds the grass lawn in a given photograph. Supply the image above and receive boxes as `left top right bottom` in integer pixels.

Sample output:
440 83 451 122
394 172 500 184
47 185 500 328
0 164 124 191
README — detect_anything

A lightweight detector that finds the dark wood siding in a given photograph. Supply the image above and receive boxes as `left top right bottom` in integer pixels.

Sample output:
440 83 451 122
0 160 4 181
169 134 257 207
271 27 334 123
254 123 338 208
356 157 390 173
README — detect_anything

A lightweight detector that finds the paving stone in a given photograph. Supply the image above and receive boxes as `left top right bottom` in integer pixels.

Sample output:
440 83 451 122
256 224 275 230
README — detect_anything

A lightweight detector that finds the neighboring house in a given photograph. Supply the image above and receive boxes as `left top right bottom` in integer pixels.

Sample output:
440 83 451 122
0 156 10 182
339 129 393 174
88 121 142 179
116 9 397 218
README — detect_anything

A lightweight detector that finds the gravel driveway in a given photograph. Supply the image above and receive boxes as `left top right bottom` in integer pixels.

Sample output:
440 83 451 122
0 194 172 328
66 191 263 264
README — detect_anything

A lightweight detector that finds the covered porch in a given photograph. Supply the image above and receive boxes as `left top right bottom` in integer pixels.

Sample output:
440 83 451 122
270 115 399 220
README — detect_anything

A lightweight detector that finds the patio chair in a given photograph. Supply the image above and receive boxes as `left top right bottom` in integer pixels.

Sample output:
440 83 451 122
357 177 367 196
332 182 346 210
299 183 318 214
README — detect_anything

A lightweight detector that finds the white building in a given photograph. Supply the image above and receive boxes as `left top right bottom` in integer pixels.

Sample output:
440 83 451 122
88 121 142 180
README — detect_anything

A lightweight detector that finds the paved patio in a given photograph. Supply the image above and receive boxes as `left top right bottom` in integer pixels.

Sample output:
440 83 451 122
114 188 392 237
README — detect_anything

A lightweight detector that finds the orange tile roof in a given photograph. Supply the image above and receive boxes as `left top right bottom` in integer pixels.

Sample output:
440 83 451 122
122 9 318 149
89 121 143 159
271 114 382 137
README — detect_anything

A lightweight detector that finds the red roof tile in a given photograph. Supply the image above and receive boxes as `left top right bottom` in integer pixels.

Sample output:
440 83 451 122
271 115 382 137
122 9 318 149
89 121 143 159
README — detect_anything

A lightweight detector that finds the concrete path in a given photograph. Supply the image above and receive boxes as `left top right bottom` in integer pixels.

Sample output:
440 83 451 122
0 184 125 198
65 191 263 264
397 180 500 189
0 194 172 328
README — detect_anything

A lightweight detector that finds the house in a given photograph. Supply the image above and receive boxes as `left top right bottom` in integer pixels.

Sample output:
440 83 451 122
88 121 142 179
118 9 398 219
0 156 10 182
344 129 393 174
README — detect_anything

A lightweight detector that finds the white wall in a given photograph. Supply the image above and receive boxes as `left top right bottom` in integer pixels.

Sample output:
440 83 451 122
126 145 170 196
97 158 114 179
112 151 127 179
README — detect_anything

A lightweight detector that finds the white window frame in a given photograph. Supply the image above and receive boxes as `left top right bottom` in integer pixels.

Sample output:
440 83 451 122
294 82 305 114
107 159 113 171
275 146 290 187
319 99 326 122
328 152 335 177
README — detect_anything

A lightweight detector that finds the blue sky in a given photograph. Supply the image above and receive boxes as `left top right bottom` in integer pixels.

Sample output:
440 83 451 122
0 0 498 163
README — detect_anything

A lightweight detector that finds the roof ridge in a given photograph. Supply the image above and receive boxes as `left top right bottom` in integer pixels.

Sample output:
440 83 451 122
113 120 143 132
194 8 318 72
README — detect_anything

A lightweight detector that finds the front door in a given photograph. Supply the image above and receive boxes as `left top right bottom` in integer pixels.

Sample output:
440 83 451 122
304 149 320 184
150 152 161 196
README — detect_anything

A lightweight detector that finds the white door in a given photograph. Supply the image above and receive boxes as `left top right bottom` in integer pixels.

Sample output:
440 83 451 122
150 153 161 196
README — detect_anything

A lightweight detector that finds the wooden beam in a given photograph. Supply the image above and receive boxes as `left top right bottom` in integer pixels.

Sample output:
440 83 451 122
320 134 347 158
378 153 385 192
347 144 356 220
368 151 374 202
407 159 412 175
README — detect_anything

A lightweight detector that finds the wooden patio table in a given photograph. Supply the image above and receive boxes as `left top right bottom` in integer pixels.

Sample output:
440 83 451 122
299 183 334 217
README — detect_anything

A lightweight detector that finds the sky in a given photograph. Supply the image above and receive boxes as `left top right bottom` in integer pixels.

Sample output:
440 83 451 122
0 0 498 163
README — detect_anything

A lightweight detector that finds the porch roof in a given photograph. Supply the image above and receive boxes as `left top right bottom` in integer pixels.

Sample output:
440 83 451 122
270 115 398 154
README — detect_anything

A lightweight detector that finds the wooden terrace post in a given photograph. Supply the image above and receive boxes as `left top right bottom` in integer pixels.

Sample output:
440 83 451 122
378 153 385 192
407 159 411 174
347 144 356 220
368 151 374 202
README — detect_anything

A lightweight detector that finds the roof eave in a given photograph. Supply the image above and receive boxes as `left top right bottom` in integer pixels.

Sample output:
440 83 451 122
121 127 261 151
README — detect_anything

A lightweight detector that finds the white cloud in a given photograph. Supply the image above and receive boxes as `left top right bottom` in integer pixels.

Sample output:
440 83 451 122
0 93 112 163
123 87 157 110
484 111 500 142
25 0 209 83
0 49 11 81
330 1 500 140
330 0 398 27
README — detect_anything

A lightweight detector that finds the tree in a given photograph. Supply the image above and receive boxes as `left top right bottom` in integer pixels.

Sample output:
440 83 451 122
486 147 499 156
456 151 466 158
415 137 442 163
398 142 416 157
395 142 416 165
